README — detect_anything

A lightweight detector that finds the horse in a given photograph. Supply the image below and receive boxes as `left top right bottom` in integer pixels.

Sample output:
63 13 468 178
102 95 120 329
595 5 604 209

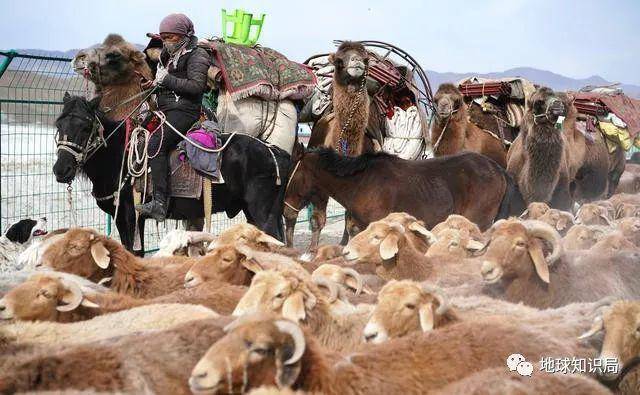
52 93 290 254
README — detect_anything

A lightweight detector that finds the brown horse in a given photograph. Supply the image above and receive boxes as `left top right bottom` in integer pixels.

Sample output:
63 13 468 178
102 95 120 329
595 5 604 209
284 148 523 233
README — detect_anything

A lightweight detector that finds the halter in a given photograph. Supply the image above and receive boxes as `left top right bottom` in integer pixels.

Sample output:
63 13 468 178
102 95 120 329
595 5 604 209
283 160 303 213
55 112 106 168
532 98 563 125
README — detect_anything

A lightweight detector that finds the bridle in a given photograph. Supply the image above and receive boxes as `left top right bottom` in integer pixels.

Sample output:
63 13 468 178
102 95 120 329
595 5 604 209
532 97 564 125
283 160 303 213
55 111 106 169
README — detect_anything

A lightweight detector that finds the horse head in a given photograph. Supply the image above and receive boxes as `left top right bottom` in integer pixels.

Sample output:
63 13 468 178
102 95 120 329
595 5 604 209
53 93 102 184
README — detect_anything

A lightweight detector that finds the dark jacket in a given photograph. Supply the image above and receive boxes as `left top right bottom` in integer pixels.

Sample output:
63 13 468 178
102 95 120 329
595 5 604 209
157 36 210 114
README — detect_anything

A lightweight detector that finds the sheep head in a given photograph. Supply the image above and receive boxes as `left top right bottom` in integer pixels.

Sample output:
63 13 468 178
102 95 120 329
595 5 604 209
538 209 575 234
578 301 640 379
382 212 437 245
480 219 563 286
311 264 371 295
519 202 551 220
617 218 640 246
39 228 113 281
575 203 613 226
615 203 640 220
207 223 284 251
232 270 320 323
190 314 306 393
184 244 262 288
425 228 484 259
562 225 605 251
0 274 96 321
592 232 637 253
363 280 449 343
343 221 407 264
430 214 483 242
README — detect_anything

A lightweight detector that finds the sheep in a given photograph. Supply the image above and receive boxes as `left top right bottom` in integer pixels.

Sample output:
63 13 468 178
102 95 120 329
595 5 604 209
184 242 305 288
362 279 609 349
519 201 551 220
608 193 640 209
615 203 640 219
379 212 437 253
0 303 218 348
591 231 638 253
432 368 611 395
0 272 104 322
38 227 198 297
537 208 575 235
616 217 640 247
343 220 482 285
231 269 371 352
576 203 614 226
479 218 640 308
562 224 607 251
311 263 373 296
615 170 640 194
206 222 297 255
424 228 484 259
154 229 214 257
430 213 484 242
84 279 246 316
0 316 231 394
188 313 590 395
578 300 640 394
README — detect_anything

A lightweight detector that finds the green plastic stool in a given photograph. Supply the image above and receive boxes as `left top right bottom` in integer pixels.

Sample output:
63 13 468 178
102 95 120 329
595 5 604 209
221 9 265 46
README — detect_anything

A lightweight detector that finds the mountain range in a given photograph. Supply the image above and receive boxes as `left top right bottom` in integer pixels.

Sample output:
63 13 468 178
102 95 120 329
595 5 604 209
6 48 640 98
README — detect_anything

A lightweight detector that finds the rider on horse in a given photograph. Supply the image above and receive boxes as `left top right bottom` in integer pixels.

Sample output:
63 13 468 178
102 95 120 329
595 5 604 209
135 13 210 221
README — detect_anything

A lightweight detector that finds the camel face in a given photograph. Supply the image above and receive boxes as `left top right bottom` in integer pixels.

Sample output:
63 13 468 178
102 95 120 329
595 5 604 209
73 34 146 86
527 87 566 125
329 41 369 86
434 83 464 118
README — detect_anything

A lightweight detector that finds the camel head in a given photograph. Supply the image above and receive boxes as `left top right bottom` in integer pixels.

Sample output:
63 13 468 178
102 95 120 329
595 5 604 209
526 87 566 126
434 83 464 119
328 41 369 87
73 34 149 87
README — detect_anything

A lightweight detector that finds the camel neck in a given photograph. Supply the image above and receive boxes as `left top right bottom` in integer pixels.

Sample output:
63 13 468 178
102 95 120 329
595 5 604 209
431 109 467 155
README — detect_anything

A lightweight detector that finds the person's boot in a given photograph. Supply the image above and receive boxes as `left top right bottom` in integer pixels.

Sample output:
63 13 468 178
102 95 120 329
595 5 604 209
135 191 169 222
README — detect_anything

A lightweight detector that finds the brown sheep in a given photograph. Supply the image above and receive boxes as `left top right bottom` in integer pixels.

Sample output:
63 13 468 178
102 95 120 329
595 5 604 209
380 212 437 253
615 171 640 194
430 213 484 242
519 201 551 220
578 301 640 394
311 264 373 296
537 208 575 235
616 217 640 247
231 269 370 353
185 243 304 288
206 223 293 254
507 87 572 210
432 368 611 395
363 279 609 349
608 193 640 211
562 224 606 251
188 314 588 394
0 317 230 394
616 203 640 219
479 219 640 308
343 220 481 285
431 83 507 167
38 228 195 298
0 273 101 322
591 232 638 254
424 228 484 259
576 203 614 226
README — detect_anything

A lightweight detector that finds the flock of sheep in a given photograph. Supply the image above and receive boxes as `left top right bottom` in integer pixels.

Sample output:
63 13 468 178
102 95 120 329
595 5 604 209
1 189 640 394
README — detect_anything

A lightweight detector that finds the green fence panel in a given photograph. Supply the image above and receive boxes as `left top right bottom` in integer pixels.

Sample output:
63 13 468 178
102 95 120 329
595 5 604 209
0 51 344 251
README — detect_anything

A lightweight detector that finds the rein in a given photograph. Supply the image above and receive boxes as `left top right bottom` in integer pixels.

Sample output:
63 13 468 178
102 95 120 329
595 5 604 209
283 160 303 212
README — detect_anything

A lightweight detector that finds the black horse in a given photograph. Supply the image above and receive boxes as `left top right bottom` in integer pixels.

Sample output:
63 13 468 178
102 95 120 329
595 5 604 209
53 93 290 253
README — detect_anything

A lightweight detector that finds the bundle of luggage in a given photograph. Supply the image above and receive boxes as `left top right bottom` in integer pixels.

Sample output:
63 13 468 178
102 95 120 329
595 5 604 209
571 86 640 151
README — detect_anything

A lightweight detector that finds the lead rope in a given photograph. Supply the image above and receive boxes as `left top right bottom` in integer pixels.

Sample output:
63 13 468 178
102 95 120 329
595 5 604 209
338 67 368 155
66 184 78 226
431 116 451 155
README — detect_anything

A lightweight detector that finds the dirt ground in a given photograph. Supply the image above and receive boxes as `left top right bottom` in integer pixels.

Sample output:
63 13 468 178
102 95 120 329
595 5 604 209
291 216 345 251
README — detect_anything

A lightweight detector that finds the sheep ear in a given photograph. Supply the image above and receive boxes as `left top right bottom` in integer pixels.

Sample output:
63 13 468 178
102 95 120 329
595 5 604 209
90 241 111 269
519 209 529 219
275 349 302 388
599 212 612 225
528 240 550 284
408 222 436 244
256 233 285 247
380 234 400 260
466 239 485 251
418 303 435 332
556 217 568 231
241 258 263 274
282 291 306 323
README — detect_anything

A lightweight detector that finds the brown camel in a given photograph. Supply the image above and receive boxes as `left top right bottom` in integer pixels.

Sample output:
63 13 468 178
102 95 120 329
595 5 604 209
431 84 507 167
284 42 374 250
72 34 153 121
507 87 573 210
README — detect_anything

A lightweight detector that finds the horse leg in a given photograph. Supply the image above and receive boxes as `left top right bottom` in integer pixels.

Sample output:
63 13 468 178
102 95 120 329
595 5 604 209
183 218 204 231
115 202 142 255
341 211 360 245
284 206 299 248
309 197 328 251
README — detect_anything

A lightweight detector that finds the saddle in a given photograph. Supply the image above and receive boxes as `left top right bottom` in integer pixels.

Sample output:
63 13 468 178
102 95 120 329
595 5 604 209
133 150 204 199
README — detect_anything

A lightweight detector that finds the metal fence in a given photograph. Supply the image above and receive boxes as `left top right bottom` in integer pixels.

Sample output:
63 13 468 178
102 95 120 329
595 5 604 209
0 51 344 251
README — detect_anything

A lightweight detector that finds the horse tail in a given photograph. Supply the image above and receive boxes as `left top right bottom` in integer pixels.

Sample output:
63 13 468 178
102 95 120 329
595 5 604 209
495 170 525 221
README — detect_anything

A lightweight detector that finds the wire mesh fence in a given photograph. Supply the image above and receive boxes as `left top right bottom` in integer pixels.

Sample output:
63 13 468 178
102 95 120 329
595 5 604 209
0 51 344 252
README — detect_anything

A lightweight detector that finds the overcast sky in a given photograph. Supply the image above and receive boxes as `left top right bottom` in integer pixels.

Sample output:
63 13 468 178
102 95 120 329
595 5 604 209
2 0 639 85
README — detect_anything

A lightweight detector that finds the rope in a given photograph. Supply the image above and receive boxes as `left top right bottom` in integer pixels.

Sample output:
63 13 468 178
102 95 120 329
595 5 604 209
337 67 368 155
431 116 450 155
66 184 77 226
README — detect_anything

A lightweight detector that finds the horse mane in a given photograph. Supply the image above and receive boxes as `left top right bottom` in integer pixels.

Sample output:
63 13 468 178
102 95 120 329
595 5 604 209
311 147 399 177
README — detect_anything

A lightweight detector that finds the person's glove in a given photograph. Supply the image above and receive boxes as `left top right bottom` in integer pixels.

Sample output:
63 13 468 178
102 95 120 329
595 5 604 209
154 64 169 86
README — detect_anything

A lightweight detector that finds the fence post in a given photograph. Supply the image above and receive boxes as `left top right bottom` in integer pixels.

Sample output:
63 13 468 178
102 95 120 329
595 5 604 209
106 214 112 236
0 50 16 79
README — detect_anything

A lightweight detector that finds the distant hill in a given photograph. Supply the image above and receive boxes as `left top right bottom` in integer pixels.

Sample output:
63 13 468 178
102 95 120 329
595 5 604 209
4 48 640 98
